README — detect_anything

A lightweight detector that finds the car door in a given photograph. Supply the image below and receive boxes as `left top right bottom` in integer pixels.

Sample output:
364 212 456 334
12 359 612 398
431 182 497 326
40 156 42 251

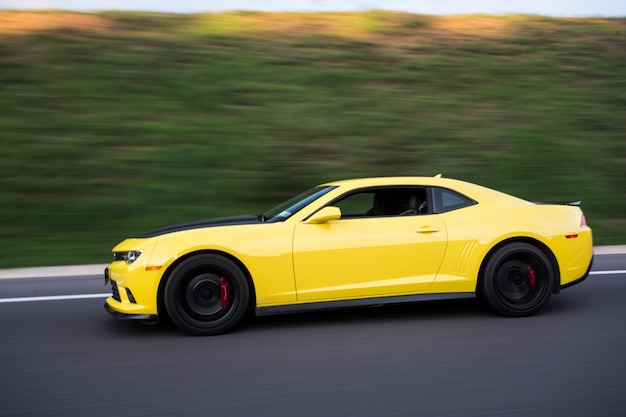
292 187 448 303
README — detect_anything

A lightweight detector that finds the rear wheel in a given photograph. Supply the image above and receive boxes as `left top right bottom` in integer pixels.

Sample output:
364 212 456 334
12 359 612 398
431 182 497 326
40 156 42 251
164 254 249 335
480 243 555 317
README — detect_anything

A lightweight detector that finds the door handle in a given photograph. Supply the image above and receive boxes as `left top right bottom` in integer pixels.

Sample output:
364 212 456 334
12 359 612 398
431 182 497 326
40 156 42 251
416 226 439 233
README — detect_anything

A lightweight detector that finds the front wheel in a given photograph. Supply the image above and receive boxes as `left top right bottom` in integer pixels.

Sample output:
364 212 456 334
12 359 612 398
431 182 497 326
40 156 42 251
480 243 555 317
164 254 249 335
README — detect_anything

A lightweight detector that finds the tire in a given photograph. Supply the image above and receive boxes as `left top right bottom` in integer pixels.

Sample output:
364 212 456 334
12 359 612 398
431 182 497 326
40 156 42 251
480 242 555 317
164 254 249 335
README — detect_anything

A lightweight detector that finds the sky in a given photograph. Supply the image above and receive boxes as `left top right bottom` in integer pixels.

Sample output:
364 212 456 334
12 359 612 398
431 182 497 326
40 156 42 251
1 0 625 17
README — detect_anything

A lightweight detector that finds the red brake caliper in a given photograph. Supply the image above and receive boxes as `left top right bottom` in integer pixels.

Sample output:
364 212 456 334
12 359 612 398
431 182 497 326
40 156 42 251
527 264 536 290
219 277 230 309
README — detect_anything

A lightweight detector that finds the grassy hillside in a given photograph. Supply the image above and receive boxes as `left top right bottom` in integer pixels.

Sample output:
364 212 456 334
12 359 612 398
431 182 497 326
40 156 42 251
0 11 625 268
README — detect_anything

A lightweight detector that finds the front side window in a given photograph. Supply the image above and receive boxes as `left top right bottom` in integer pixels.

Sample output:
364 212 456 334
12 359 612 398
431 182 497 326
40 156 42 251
332 187 429 218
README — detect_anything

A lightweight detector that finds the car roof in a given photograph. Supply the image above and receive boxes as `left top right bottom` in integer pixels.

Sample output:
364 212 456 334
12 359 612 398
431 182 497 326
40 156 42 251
321 176 529 205
323 175 457 187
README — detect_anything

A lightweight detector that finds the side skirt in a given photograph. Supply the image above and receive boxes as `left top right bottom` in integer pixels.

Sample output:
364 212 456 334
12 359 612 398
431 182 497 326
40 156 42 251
255 292 476 317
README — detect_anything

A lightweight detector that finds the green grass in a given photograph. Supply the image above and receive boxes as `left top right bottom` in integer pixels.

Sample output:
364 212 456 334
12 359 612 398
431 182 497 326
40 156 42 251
0 11 625 268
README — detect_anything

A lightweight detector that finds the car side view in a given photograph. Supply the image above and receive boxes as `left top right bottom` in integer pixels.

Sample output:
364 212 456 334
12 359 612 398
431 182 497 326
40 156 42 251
104 175 593 335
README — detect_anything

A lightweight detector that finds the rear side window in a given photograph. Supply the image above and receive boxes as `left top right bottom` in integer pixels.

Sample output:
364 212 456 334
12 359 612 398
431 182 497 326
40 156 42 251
432 187 476 213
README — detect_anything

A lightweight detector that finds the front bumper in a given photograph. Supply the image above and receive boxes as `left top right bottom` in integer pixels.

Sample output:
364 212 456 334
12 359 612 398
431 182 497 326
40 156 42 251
104 302 158 324
104 258 162 319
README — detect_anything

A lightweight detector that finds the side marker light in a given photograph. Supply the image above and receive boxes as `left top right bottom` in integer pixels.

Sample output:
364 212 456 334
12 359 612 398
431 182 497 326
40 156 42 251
145 266 162 271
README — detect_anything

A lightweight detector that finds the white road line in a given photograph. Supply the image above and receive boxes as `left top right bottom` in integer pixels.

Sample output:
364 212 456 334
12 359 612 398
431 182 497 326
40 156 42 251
0 293 109 304
589 270 626 275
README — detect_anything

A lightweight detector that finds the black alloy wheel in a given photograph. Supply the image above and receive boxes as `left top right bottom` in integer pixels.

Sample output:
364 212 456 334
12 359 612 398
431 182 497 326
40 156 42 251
480 242 555 317
164 254 249 335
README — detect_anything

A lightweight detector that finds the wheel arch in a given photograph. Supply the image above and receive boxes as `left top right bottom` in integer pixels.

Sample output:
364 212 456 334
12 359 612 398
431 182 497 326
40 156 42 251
156 250 257 319
477 237 561 295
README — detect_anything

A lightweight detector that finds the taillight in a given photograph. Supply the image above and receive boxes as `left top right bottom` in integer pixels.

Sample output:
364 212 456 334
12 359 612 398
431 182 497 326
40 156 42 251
580 214 587 227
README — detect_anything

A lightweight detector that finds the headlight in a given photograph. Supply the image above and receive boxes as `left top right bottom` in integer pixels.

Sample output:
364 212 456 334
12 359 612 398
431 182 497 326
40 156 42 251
113 250 143 264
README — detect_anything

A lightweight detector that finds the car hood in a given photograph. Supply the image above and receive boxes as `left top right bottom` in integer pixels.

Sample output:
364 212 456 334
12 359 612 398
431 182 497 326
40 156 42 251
133 215 259 238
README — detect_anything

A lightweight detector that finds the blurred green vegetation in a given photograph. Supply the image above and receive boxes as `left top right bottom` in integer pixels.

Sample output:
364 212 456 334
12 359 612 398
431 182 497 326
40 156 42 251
0 11 625 268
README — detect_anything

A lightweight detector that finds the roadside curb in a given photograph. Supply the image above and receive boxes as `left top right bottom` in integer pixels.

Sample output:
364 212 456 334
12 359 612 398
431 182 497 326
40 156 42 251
1 245 624 280
592 245 626 255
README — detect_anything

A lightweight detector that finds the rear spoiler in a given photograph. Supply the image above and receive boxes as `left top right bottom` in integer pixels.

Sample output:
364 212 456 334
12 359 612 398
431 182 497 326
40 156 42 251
534 201 581 206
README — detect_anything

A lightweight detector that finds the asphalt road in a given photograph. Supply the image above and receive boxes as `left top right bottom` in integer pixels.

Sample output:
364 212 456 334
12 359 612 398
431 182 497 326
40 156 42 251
1 255 625 417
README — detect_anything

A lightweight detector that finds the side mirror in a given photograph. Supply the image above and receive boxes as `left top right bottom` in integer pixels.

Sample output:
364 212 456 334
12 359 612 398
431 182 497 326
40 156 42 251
304 206 341 224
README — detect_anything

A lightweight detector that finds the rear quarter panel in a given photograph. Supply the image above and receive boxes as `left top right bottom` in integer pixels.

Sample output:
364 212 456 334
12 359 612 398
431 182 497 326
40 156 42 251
432 203 592 292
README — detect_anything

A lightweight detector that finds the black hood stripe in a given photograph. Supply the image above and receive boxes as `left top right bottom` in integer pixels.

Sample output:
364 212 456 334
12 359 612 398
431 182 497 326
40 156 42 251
134 215 259 238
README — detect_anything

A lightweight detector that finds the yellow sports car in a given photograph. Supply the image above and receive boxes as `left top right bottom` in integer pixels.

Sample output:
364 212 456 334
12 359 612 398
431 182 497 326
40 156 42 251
104 175 593 335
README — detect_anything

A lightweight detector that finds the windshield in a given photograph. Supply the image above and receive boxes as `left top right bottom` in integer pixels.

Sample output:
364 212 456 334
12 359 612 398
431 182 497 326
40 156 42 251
262 186 336 222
